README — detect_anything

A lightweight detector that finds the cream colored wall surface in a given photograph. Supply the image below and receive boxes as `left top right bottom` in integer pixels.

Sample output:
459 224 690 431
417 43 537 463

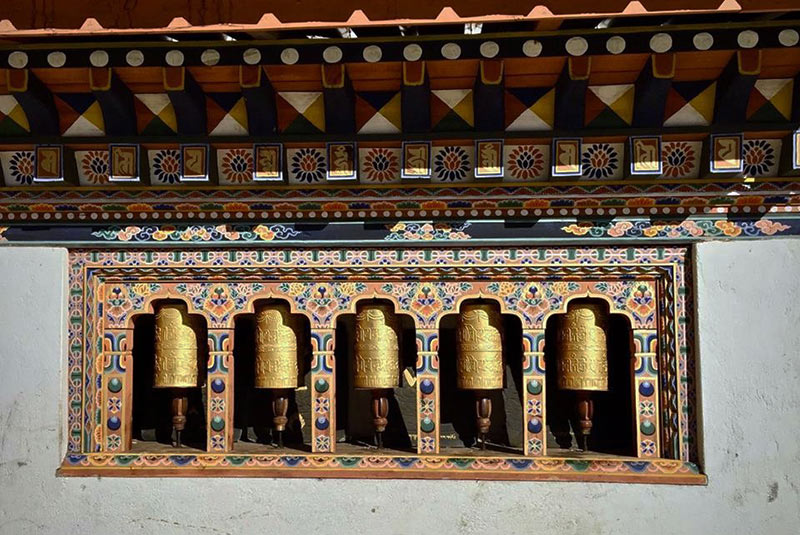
0 241 798 534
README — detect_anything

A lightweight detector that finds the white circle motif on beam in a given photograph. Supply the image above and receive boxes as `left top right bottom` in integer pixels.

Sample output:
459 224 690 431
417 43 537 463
323 46 343 63
403 44 423 61
606 36 626 55
243 48 261 65
649 33 672 53
779 29 799 47
201 49 220 66
441 42 461 59
363 45 382 63
565 36 588 56
165 50 184 67
8 51 28 69
126 50 144 67
47 51 67 68
480 41 500 58
693 32 714 51
89 50 109 67
737 30 759 49
522 40 543 57
281 48 299 65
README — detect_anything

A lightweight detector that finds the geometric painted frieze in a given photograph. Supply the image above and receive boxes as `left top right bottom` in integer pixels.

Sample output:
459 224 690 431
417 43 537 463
504 87 554 131
358 146 401 184
217 148 254 184
582 142 623 179
432 145 474 182
585 85 634 128
0 95 30 136
355 91 401 134
664 81 716 127
746 79 793 123
134 94 178 135
287 147 327 184
206 93 249 136
503 144 549 181
54 93 105 136
431 89 474 131
277 92 325 134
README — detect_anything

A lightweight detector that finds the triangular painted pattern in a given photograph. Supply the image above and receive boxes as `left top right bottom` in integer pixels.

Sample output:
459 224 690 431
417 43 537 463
277 92 325 133
207 93 249 136
747 79 793 122
431 89 473 131
134 94 178 135
54 93 105 136
504 87 554 131
663 81 716 127
355 91 401 134
585 84 634 127
0 95 30 136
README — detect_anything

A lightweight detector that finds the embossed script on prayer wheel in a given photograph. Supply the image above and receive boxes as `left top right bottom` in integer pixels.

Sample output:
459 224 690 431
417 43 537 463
354 303 400 389
154 303 200 388
456 303 504 390
557 301 609 391
255 303 300 389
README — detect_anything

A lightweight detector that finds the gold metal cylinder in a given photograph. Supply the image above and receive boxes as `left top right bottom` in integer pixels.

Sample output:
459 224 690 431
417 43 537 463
556 301 609 391
154 303 200 388
254 303 301 389
456 303 504 390
354 302 400 389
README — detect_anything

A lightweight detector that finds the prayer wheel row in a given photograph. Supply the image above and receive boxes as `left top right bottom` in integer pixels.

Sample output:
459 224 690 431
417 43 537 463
152 298 611 450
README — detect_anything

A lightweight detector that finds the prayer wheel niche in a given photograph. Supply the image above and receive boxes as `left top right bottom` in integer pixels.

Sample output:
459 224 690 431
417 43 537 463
254 302 302 447
556 300 610 451
354 302 401 448
456 302 504 450
154 302 201 448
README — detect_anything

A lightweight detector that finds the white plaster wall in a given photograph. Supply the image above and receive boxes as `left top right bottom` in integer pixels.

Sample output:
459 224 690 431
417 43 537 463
0 241 798 535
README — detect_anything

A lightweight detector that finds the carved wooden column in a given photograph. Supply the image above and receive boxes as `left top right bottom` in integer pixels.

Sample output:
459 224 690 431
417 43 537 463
415 329 439 454
522 329 547 456
633 328 660 458
206 328 234 451
310 328 335 453
101 327 133 452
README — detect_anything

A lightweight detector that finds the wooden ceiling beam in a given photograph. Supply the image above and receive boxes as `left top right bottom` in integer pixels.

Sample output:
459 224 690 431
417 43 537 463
632 54 674 127
90 68 137 135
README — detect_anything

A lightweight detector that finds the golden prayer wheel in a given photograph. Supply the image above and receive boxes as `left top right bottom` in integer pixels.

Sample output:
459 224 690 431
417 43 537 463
556 300 610 451
556 301 609 392
456 303 504 390
354 302 401 389
154 302 200 389
456 302 504 450
153 302 200 448
255 303 301 389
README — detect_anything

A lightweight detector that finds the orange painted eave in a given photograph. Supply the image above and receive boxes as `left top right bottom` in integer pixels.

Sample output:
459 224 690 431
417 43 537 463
0 1 774 39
